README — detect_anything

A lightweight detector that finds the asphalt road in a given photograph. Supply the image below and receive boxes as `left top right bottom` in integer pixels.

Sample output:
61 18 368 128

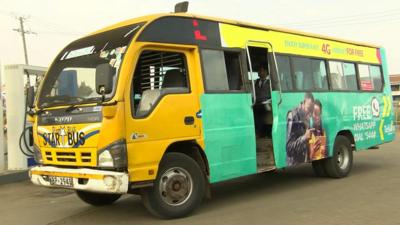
1 134 399 225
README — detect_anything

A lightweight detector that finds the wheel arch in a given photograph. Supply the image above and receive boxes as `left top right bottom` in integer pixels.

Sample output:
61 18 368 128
162 140 210 177
336 130 356 150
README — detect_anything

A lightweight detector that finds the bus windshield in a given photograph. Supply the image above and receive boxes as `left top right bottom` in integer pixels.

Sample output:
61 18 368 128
38 23 143 108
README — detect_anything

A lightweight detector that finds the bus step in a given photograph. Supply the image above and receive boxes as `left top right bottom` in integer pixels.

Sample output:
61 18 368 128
257 165 276 173
257 151 275 173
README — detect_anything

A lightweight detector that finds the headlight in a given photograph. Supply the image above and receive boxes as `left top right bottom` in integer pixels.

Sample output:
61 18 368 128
33 145 43 164
98 150 114 167
97 139 127 169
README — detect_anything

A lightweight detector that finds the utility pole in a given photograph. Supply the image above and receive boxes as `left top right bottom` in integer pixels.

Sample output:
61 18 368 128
13 16 36 65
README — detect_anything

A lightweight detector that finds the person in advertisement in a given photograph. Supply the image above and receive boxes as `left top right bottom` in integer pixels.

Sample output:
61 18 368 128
286 93 314 166
308 99 327 161
286 93 328 166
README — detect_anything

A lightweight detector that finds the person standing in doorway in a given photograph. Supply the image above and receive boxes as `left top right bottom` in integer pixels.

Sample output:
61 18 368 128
254 64 272 137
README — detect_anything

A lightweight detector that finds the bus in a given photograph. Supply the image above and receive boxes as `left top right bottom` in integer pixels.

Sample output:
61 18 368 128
29 10 396 218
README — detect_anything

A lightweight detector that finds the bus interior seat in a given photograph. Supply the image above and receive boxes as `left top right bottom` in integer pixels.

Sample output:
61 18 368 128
162 69 187 88
294 71 304 89
330 73 341 89
136 89 161 116
346 74 357 89
136 69 188 116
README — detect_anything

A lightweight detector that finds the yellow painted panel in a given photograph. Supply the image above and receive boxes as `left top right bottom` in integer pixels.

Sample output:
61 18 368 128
123 44 203 182
37 123 102 148
219 23 380 64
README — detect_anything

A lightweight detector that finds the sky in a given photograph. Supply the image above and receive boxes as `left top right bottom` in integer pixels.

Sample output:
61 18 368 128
0 0 400 74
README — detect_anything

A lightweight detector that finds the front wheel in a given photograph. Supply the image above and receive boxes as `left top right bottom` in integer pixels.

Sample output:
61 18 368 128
323 135 353 178
141 152 206 218
76 190 121 206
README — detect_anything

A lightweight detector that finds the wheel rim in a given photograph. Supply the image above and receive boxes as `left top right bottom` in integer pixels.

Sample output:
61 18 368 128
337 145 350 170
158 167 193 206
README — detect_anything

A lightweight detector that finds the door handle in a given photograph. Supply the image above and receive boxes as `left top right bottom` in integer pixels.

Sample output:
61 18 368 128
184 116 195 125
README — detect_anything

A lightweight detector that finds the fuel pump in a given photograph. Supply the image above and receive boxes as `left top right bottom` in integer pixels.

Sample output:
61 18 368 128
4 65 46 170
19 70 37 158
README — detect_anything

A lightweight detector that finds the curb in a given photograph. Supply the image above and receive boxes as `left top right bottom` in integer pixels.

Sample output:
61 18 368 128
0 170 29 185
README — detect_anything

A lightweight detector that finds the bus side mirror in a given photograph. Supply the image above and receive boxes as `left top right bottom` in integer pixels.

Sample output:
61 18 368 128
27 86 35 108
95 63 115 97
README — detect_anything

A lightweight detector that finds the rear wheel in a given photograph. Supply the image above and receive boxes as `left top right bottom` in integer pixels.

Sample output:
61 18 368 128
141 152 206 218
323 135 353 178
76 191 121 206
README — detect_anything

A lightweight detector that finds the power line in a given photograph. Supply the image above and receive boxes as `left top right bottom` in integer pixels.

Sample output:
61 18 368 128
29 15 85 35
292 16 400 30
35 30 83 36
0 9 16 17
276 8 400 26
2 9 85 37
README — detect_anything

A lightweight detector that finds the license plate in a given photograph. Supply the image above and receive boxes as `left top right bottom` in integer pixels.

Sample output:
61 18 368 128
48 176 73 187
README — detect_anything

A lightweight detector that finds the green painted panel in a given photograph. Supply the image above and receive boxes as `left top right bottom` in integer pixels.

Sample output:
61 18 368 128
271 81 396 168
201 93 257 183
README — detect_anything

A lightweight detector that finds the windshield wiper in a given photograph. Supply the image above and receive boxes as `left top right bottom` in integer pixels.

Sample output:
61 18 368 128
65 97 102 112
65 99 84 112
65 104 80 112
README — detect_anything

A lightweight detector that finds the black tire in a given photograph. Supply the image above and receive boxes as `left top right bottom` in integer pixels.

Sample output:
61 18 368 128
323 135 353 178
312 159 327 177
141 152 206 219
76 190 121 206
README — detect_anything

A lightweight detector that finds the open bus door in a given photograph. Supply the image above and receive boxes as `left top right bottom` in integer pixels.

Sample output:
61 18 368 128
245 40 281 173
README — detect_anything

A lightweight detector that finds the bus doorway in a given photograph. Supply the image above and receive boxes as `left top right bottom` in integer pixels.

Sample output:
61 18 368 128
246 45 276 172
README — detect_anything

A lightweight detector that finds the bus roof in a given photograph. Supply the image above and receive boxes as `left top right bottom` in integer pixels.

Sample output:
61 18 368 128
90 13 380 49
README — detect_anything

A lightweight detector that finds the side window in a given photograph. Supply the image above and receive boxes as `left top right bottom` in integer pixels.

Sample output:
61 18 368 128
292 57 312 90
291 57 328 91
343 63 358 91
224 51 243 90
201 49 228 91
311 59 328 90
329 61 357 91
370 65 383 91
358 64 383 91
132 50 189 117
358 64 371 90
201 49 243 91
276 55 292 91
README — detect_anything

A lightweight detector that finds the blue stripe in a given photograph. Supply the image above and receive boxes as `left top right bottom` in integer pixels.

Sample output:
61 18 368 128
73 130 100 148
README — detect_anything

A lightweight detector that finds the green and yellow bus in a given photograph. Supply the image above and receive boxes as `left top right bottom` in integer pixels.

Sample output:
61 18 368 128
29 11 395 218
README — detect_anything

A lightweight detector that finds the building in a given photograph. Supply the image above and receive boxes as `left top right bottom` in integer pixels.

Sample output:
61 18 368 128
390 74 400 103
390 74 400 125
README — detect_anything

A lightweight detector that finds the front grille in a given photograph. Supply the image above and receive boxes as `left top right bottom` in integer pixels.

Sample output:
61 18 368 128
44 150 94 166
45 151 52 161
81 152 91 163
56 152 76 162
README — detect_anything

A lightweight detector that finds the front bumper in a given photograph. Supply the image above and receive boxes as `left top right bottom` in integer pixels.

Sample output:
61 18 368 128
30 166 129 194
